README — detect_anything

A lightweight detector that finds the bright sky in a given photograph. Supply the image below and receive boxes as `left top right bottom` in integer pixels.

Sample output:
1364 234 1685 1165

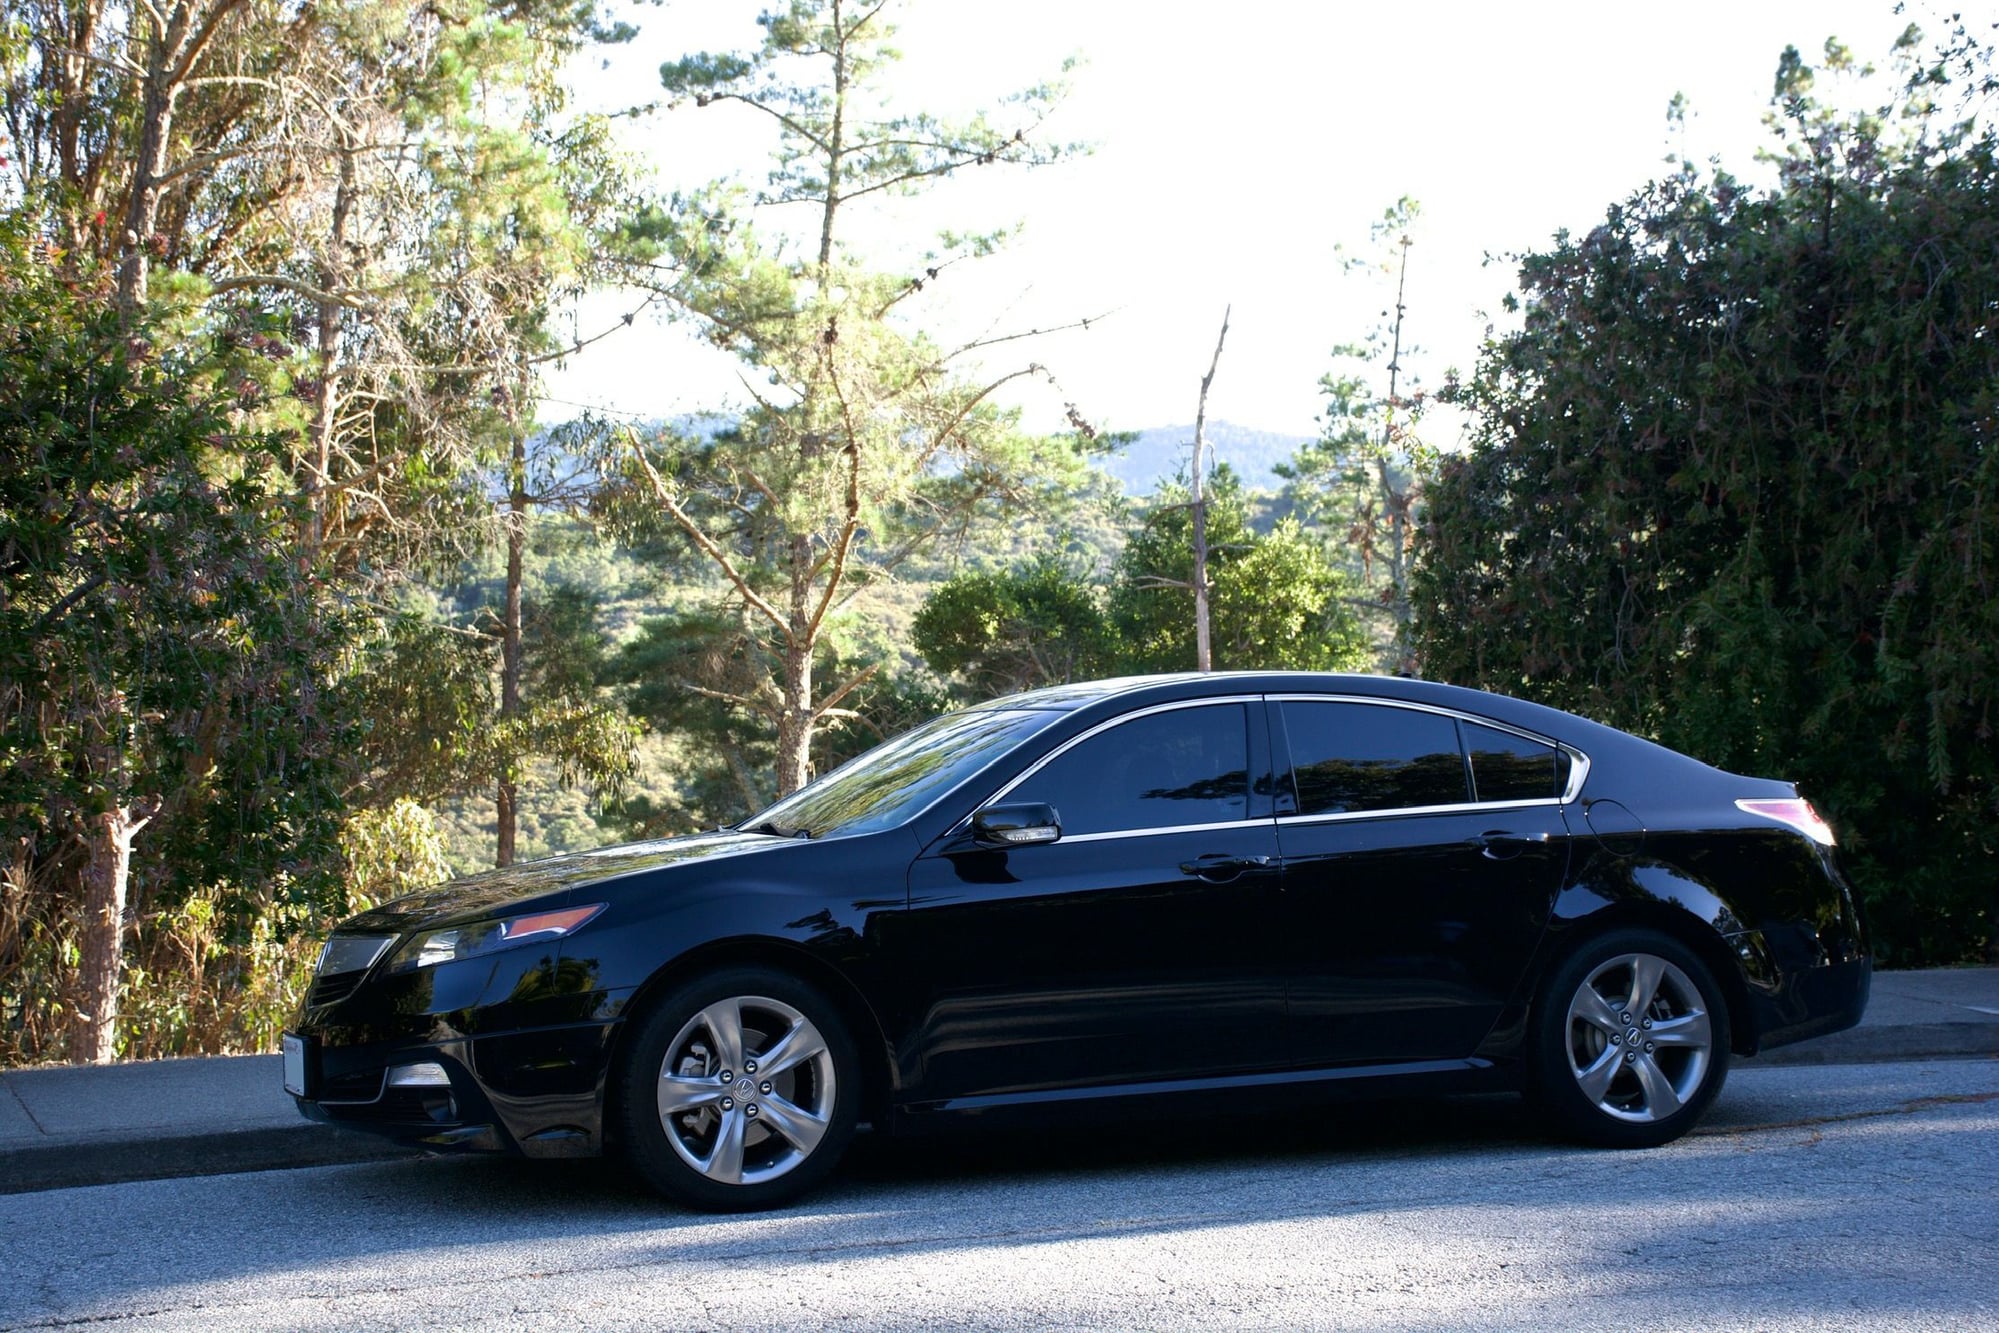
544 0 1930 447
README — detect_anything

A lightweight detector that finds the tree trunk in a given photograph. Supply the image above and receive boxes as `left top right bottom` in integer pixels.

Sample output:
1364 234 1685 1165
496 428 527 867
67 686 152 1065
304 136 357 557
1191 307 1231 672
116 3 195 312
69 805 143 1064
775 559 815 791
1378 236 1415 675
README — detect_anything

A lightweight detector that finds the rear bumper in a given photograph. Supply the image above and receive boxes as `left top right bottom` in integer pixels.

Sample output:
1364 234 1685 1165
1745 954 1872 1055
289 1020 620 1159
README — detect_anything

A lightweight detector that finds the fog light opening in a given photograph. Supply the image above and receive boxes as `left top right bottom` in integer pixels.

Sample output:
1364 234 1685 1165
386 1061 452 1088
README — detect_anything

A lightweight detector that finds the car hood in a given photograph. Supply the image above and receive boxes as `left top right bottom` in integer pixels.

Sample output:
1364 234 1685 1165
337 830 793 936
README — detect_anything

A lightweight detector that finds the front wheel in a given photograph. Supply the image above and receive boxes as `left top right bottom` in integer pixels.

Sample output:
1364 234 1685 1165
620 967 860 1211
1530 930 1731 1148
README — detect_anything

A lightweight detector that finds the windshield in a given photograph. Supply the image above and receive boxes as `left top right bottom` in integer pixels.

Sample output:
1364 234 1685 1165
743 707 1062 839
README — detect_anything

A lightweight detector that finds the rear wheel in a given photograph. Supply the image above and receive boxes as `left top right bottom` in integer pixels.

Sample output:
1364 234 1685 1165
1530 930 1730 1148
621 967 859 1211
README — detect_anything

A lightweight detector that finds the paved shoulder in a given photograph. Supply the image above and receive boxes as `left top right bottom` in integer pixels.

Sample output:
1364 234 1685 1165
0 1054 410 1195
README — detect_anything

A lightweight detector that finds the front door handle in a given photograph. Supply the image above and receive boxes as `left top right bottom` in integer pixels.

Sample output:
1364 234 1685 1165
1179 853 1275 882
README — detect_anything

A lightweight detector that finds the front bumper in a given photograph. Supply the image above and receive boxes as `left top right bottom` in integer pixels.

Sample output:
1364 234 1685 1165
289 1021 622 1157
286 942 634 1158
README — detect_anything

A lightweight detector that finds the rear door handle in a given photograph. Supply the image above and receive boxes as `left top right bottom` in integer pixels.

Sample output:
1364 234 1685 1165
1470 830 1552 861
1179 853 1275 882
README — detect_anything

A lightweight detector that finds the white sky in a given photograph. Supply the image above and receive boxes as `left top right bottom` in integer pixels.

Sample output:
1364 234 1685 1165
543 0 1933 446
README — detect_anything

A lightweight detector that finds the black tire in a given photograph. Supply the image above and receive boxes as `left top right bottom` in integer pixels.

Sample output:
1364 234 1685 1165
619 966 860 1211
1529 929 1731 1148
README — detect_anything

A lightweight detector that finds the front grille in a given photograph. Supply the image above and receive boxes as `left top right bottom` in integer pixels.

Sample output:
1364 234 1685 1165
307 970 368 1008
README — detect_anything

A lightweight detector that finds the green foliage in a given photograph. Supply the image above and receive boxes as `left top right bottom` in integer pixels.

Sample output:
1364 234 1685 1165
913 557 1114 698
1412 31 1999 964
338 799 452 909
0 221 355 1061
1109 469 1371 675
605 603 948 831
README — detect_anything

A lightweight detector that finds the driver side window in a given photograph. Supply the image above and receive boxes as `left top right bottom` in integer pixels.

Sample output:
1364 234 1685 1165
1009 704 1250 836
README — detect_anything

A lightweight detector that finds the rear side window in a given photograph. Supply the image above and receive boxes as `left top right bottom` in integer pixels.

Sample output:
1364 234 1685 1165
1463 721 1566 802
1008 703 1250 835
1277 701 1468 816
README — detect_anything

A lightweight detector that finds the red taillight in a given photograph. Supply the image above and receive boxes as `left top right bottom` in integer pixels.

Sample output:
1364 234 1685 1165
1736 798 1836 847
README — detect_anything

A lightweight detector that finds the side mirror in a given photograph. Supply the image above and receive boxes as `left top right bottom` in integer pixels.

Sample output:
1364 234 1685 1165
969 803 1062 848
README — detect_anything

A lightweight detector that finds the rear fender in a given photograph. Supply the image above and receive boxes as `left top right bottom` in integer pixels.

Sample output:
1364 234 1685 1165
1541 851 1765 1055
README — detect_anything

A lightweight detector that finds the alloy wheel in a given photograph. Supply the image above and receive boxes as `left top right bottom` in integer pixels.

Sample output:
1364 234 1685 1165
1563 951 1715 1124
654 994 837 1186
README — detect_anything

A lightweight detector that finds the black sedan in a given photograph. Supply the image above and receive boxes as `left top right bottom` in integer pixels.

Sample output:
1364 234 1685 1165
286 672 1870 1210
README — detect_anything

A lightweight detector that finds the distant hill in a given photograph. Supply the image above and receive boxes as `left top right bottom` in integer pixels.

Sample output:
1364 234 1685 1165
636 412 1310 497
1098 421 1313 495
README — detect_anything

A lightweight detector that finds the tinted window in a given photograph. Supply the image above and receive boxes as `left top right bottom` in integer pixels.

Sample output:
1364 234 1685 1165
1464 722 1564 802
1278 701 1468 815
1009 704 1249 835
751 707 1063 837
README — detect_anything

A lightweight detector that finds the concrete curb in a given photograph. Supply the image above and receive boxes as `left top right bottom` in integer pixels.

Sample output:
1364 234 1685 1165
1738 1022 1998 1068
0 1124 416 1196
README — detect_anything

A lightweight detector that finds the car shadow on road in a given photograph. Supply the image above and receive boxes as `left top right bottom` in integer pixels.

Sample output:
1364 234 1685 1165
837 1090 1542 1189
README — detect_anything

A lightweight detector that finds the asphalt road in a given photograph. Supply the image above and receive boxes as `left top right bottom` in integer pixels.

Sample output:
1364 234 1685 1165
4 1058 1995 1332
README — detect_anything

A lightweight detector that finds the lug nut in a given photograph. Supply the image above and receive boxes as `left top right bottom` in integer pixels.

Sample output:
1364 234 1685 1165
760 1081 773 1095
719 1070 733 1083
746 1103 760 1118
1641 1018 1653 1030
1610 1033 1622 1045
1624 1051 1638 1064
1645 1042 1656 1053
744 1060 758 1074
1620 1012 1633 1025
720 1096 734 1111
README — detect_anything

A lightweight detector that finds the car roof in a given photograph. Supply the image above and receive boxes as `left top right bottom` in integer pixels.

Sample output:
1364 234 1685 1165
961 672 1718 781
966 672 1572 730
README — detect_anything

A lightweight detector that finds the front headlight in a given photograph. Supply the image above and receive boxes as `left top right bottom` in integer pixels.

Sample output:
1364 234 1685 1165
316 935 394 977
383 903 606 973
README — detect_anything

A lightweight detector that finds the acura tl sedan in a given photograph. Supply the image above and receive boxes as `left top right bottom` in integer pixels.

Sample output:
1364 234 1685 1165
286 672 1870 1210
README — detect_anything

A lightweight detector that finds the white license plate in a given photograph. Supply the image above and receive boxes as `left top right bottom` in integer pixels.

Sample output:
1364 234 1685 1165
282 1033 307 1097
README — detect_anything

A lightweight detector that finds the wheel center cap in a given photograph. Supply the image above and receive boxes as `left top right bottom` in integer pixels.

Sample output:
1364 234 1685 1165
1626 1028 1641 1045
735 1078 755 1097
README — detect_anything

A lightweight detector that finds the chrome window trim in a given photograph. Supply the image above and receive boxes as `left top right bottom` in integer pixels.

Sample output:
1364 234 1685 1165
1265 693 1592 808
950 692 1592 845
1279 797 1560 828
959 696 1264 838
1054 818 1278 846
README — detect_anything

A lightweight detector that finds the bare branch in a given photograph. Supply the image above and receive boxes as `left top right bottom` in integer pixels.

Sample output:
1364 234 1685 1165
810 661 880 723
529 293 663 366
805 355 866 636
943 311 1114 366
698 92 831 157
151 143 262 188
170 0 252 87
206 273 374 308
625 428 791 640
